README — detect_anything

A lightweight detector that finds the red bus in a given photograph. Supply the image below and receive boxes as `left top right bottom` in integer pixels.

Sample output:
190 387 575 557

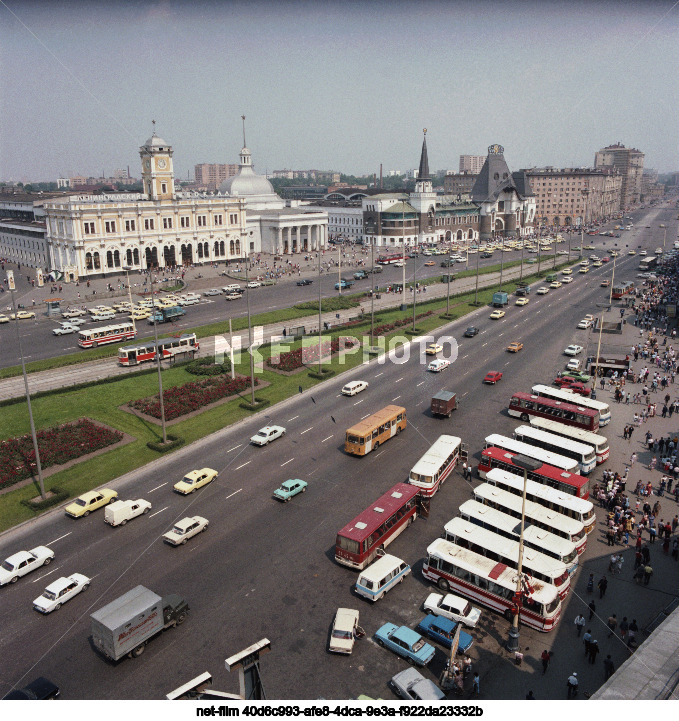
377 253 404 265
611 281 634 299
118 333 199 366
78 322 136 349
478 447 590 499
508 392 599 432
335 483 419 569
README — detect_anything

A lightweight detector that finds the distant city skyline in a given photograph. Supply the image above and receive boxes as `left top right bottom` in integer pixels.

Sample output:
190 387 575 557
2 0 678 183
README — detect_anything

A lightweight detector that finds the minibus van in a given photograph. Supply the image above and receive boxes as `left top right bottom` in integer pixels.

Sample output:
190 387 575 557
355 554 411 602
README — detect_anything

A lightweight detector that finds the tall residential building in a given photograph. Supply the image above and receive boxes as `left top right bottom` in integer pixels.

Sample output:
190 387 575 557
594 143 644 210
444 171 478 197
194 163 239 190
459 155 486 174
525 167 622 227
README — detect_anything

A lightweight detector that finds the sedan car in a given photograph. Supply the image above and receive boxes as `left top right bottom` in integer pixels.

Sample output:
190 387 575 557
600 279 610 287
203 288 222 296
129 309 151 320
10 310 35 320
390 669 444 701
415 615 474 653
250 425 286 446
563 381 591 396
33 573 90 614
425 343 443 355
564 344 584 356
628 250 636 255
224 292 241 301
0 546 54 586
506 342 523 353
577 319 593 329
329 608 361 654
515 297 529 306
483 371 503 384
463 326 479 337
174 467 218 495
561 268 572 275
562 276 574 284
639 250 647 256
247 281 262 288
423 593 482 628
592 261 603 267
2 677 60 700
423 261 436 267
489 310 505 319
535 287 549 295
559 369 591 383
296 278 313 286
374 623 436 667
0 314 9 324
163 515 209 545
64 488 118 518
579 267 590 274
61 308 86 318
177 296 200 306
428 359 450 373
273 478 307 502
52 323 79 335
549 281 562 289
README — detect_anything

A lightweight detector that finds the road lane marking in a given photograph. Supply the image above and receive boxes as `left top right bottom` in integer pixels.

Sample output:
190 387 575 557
32 567 59 583
280 458 294 467
392 396 401 401
374 372 384 378
300 427 313 434
395 377 403 383
46 532 72 545
360 413 370 420
416 381 425 387
353 399 364 405
235 461 251 470
149 506 169 518
149 483 168 493
482 342 488 347
225 489 243 500
287 415 299 422
321 435 333 443
226 445 242 453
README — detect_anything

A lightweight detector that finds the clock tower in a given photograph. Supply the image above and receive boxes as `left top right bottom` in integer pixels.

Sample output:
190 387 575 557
139 121 175 201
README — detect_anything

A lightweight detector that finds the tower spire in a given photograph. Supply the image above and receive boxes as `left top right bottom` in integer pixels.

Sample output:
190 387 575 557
152 119 156 136
417 128 430 181
241 114 246 147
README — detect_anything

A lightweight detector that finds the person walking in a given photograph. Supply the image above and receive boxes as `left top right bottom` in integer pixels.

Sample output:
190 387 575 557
607 614 618 638
588 600 596 621
603 655 615 680
541 649 551 674
472 672 480 696
588 639 600 664
619 616 629 641
567 671 579 698
598 575 608 598
643 564 653 585
583 629 592 657
574 614 586 636
586 573 594 594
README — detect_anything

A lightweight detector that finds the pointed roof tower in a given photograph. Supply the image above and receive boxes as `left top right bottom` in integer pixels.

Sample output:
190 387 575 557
417 128 430 181
471 143 516 203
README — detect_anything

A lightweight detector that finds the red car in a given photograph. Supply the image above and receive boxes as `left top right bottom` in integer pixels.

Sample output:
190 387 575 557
483 371 503 384
564 381 591 397
601 257 610 262
553 376 574 387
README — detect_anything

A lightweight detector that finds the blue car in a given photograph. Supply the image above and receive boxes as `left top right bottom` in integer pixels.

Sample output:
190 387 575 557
415 615 474 654
334 279 354 290
272 479 307 502
374 623 436 667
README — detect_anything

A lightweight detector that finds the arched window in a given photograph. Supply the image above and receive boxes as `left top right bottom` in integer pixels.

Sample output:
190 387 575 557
229 240 235 255
220 241 225 255
106 250 113 267
113 250 120 267
126 249 133 265
85 252 93 270
214 240 220 256
133 248 139 264
197 243 203 258
93 252 101 269
235 240 240 255
203 241 209 257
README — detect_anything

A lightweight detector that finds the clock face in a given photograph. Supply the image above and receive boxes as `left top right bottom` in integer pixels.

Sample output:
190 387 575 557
157 158 167 169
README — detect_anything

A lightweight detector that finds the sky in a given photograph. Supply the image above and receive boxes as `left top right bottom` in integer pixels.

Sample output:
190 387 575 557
2 0 679 183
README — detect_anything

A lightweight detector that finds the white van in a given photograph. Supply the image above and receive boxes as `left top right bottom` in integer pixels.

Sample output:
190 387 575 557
90 311 116 322
222 284 242 294
355 554 411 602
342 380 368 396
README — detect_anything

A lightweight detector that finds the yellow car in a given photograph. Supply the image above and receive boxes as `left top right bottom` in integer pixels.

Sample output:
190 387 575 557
425 343 443 355
549 281 562 289
507 342 524 353
592 261 603 267
424 261 435 267
112 302 132 312
65 488 118 518
9 310 36 320
173 468 219 495
628 250 636 255
515 297 529 306
489 310 506 320
129 309 151 320
601 280 610 287
579 267 590 274
562 268 572 275
0 314 9 324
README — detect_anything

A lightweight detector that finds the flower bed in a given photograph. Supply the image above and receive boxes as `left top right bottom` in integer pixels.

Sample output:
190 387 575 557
129 374 257 420
269 336 359 372
0 419 123 490
373 310 434 336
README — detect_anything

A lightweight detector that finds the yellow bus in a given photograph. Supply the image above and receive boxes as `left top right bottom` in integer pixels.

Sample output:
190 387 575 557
344 405 406 456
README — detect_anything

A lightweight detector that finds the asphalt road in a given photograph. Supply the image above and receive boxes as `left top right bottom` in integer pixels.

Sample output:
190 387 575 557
0 206 676 700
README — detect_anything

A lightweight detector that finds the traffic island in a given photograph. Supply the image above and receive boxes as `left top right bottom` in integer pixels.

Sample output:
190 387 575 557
21 486 69 512
238 397 271 412
308 368 335 380
146 435 185 453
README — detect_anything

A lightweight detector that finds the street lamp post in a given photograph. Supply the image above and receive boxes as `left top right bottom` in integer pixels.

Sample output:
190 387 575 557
318 237 323 373
412 246 417 332
474 247 480 305
244 248 256 405
149 270 168 444
506 454 542 653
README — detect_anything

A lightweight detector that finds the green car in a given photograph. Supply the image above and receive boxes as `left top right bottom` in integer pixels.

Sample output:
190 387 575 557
560 370 591 383
273 479 307 502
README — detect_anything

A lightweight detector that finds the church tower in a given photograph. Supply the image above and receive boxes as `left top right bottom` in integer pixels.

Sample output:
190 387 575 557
409 129 437 241
139 121 175 201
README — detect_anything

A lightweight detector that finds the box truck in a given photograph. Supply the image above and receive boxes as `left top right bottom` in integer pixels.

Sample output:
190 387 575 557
90 585 189 660
492 292 509 307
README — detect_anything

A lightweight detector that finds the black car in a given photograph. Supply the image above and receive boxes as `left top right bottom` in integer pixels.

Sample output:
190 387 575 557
480 252 493 258
464 326 479 337
296 279 313 286
3 677 60 700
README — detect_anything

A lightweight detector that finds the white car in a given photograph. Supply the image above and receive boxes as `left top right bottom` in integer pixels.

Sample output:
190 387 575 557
52 323 79 335
224 292 241 301
183 293 201 301
163 515 209 546
178 296 200 306
61 308 86 318
393 260 404 267
328 608 360 654
33 573 90 614
203 289 222 296
423 592 482 628
0 546 54 585
0 314 9 324
535 287 549 295
342 380 368 396
246 281 261 288
577 319 592 329
562 276 574 284
90 312 115 322
427 359 450 373
564 344 584 356
250 425 286 446
390 669 445 701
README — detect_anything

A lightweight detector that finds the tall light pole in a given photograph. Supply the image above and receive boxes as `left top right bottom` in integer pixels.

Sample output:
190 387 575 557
123 266 136 335
506 454 542 653
149 270 168 444
474 246 480 306
519 240 525 283
244 246 256 405
6 271 46 500
370 238 375 347
593 302 611 384
412 246 417 332
317 235 323 373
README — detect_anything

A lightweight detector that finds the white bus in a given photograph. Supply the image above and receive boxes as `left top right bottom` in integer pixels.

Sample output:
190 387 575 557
485 467 596 535
471 481 587 556
531 384 611 426
408 435 461 497
458 499 579 575
529 416 609 464
422 538 562 632
78 322 136 349
484 434 580 475
441 517 571 599
513 425 596 475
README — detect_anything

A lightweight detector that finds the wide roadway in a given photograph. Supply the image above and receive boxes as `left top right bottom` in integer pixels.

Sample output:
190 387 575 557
0 209 674 700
